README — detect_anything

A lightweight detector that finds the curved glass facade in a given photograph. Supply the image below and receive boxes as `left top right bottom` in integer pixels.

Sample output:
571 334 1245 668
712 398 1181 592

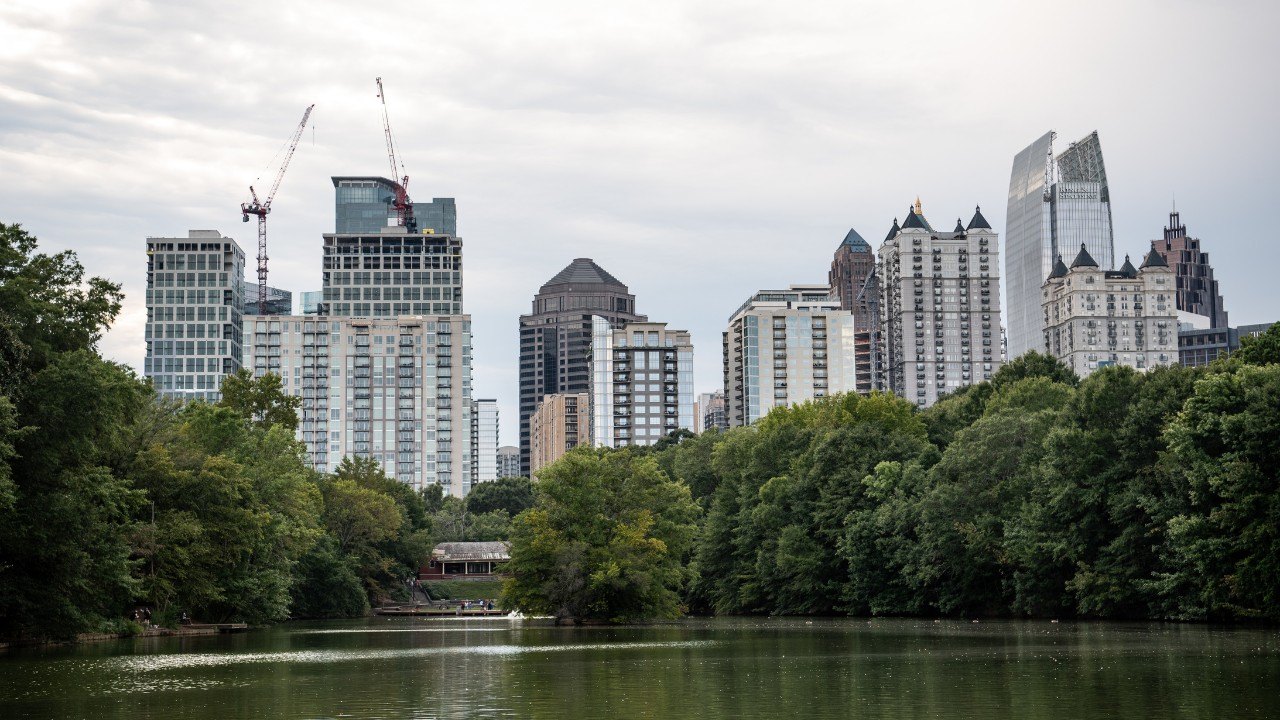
1005 131 1114 359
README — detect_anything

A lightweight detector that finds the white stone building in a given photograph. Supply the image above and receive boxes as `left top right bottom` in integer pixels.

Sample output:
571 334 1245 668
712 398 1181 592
590 318 695 447
1041 246 1177 377
879 201 1003 407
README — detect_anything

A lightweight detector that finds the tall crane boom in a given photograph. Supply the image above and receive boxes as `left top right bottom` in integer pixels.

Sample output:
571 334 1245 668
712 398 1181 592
241 104 315 312
375 77 415 232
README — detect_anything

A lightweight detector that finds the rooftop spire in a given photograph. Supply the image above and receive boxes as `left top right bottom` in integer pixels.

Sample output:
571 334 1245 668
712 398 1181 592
913 197 923 216
966 204 992 230
1070 243 1099 268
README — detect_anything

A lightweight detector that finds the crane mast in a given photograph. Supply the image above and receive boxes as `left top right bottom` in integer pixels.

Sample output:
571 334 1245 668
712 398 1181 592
241 104 315 313
375 77 415 232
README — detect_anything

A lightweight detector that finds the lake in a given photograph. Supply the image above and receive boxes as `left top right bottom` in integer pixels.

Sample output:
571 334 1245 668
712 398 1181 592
1 617 1277 718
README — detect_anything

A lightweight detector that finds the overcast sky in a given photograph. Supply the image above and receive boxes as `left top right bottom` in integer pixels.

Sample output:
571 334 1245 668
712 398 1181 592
3 0 1278 444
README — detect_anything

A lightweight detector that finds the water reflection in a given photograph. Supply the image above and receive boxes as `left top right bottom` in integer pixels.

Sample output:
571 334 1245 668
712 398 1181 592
1 618 1277 720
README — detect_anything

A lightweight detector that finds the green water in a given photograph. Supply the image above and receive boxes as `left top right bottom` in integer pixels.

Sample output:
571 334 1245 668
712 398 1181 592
1 617 1277 719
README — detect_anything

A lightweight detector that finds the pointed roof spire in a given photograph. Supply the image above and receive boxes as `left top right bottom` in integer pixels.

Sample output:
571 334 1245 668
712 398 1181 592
966 204 992 230
838 228 870 252
1140 247 1168 269
1070 243 1099 268
901 205 929 230
954 218 965 233
914 196 923 215
884 218 900 242
1118 254 1138 277
1048 254 1069 279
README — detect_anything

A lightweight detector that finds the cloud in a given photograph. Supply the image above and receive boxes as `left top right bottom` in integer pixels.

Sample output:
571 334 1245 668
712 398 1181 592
2 0 1278 445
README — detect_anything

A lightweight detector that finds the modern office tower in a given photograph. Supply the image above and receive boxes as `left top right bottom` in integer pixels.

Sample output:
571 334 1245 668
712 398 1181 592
332 176 456 236
471 399 499 486
244 315 473 495
1041 247 1178 377
1006 130 1116 358
496 446 521 479
243 282 293 315
529 392 590 476
518 258 645 475
299 290 323 315
1149 211 1228 328
879 202 1002 407
694 391 727 434
722 285 857 427
144 230 245 401
588 318 694 448
829 228 882 393
1178 322 1276 367
319 229 463 318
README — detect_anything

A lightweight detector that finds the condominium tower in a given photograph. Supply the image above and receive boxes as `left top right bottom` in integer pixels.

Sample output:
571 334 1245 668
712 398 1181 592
829 228 882 393
723 285 857 427
1041 247 1177 377
589 319 695 448
471 399 499 485
518 259 645 475
144 230 245 401
529 392 590 477
1006 131 1116 358
1149 211 1228 328
879 202 1002 407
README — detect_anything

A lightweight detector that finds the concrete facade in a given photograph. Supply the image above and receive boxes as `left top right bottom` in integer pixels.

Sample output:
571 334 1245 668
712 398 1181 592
589 319 695 448
529 392 590 477
879 202 1003 407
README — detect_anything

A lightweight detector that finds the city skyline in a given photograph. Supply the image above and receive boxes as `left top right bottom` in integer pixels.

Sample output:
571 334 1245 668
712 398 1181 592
3 0 1278 444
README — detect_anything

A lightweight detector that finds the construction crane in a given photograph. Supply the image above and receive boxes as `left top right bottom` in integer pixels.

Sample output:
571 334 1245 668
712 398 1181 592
241 104 315 313
375 77 416 232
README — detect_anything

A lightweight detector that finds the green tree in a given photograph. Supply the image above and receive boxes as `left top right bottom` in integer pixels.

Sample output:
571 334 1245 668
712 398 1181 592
217 369 301 431
1231 322 1280 366
465 476 535 516
502 448 699 623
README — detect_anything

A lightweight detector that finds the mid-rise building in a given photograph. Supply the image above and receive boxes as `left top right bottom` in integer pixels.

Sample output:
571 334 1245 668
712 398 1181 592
829 228 882 393
144 230 245 401
333 176 456 236
243 282 293 316
723 285 857 427
589 319 694 448
529 392 590 476
1178 322 1275 367
879 202 1002 407
1041 247 1177 376
471 399 499 485
1006 131 1117 358
496 446 521 479
1149 211 1228 329
518 259 645 475
244 314 473 495
695 391 727 434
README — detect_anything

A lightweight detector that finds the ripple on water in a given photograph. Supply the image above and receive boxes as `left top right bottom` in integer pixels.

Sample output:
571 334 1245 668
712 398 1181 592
102 640 720 673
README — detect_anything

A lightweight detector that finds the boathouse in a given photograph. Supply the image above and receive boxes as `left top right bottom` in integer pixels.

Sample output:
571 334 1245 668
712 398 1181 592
419 541 510 580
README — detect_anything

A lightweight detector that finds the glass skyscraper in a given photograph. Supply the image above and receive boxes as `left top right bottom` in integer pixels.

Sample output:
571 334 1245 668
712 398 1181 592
1005 130 1116 359
332 176 456 235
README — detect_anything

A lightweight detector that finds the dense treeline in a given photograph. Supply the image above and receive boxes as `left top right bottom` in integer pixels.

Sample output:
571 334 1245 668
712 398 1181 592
508 331 1280 623
0 224 529 640
643 343 1279 621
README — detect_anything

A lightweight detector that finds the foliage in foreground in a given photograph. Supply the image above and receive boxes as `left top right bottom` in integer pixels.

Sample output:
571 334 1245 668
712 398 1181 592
502 449 699 623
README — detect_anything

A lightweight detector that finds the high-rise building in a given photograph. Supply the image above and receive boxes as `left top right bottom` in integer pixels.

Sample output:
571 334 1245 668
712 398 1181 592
299 290 323 315
518 259 645 475
496 446 521 479
332 176 456 236
244 315 473 495
1041 247 1178 377
829 228 882 393
471 399 499 486
529 392 590 477
144 230 245 401
1006 130 1116 358
723 285 857 427
879 201 1002 407
694 391 727 434
589 318 694 448
319 229 462 318
1149 211 1228 329
243 282 293 316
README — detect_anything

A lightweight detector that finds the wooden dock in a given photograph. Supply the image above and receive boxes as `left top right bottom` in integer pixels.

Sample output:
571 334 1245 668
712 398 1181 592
375 605 506 617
